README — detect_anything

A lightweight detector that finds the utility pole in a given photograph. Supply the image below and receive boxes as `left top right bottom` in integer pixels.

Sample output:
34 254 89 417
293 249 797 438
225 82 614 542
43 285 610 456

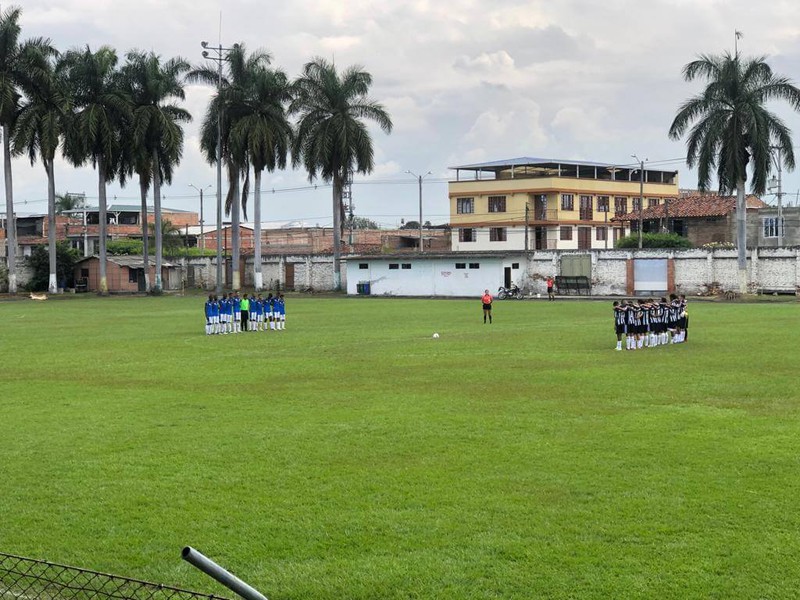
632 154 647 249
201 40 237 293
190 184 211 250
524 201 530 253
406 170 432 252
769 147 784 247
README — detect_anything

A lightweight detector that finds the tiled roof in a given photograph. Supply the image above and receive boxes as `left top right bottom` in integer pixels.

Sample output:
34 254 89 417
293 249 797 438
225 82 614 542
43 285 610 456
614 194 767 221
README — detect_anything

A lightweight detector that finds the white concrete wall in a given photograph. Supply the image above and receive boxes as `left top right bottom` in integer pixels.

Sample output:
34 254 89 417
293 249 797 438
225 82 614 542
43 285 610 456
346 248 800 297
347 256 524 297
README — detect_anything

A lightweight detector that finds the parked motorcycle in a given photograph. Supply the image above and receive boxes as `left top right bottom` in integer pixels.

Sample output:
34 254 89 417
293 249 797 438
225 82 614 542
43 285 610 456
497 284 524 300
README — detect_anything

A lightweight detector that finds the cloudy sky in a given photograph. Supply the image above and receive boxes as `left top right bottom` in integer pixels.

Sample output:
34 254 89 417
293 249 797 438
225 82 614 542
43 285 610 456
11 0 800 226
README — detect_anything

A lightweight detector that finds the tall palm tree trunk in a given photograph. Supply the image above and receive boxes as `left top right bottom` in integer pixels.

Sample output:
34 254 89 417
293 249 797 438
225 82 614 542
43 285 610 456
153 148 163 292
97 156 109 295
46 159 57 294
139 177 150 292
736 179 748 294
231 172 241 291
253 169 263 291
3 125 17 293
331 172 343 290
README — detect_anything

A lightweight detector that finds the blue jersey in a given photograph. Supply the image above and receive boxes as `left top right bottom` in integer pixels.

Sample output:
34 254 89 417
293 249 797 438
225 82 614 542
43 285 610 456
205 301 215 318
275 297 285 315
254 299 264 315
233 297 241 312
210 301 220 317
219 298 228 315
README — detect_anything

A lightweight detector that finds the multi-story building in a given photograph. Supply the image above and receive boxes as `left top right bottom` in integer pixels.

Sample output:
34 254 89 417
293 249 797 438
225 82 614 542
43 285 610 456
448 157 680 251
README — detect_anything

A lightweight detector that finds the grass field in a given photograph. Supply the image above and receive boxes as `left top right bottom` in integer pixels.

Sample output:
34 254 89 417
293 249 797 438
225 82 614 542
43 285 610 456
2 294 800 599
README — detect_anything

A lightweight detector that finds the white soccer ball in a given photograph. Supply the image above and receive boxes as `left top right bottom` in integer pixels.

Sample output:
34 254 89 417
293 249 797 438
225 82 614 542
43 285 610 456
432 333 440 339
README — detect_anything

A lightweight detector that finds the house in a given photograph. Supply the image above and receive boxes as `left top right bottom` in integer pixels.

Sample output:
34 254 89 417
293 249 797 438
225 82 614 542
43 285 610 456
74 255 179 293
749 206 800 247
186 222 450 255
448 157 680 251
614 194 768 247
64 205 198 256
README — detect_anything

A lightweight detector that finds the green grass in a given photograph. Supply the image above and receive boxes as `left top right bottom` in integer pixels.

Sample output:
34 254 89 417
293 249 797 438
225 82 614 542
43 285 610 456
2 295 800 599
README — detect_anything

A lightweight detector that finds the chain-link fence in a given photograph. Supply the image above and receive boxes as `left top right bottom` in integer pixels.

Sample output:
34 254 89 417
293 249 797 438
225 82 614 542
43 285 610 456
0 552 229 600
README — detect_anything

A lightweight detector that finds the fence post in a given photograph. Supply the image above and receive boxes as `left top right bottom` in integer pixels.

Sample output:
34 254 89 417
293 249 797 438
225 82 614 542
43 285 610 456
181 547 268 600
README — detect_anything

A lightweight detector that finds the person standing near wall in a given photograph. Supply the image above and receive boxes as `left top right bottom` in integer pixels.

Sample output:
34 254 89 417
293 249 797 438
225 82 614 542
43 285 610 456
482 289 493 324
240 293 250 331
546 276 555 301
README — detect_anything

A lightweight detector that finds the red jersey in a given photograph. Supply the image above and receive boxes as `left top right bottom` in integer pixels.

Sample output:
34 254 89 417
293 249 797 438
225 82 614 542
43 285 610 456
482 293 493 304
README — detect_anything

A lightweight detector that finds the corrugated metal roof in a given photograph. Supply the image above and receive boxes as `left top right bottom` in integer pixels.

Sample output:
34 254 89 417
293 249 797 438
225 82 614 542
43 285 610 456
76 255 176 267
450 156 620 171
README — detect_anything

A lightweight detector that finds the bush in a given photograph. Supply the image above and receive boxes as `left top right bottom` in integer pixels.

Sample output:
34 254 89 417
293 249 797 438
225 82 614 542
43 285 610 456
615 233 693 249
107 239 143 255
25 242 80 291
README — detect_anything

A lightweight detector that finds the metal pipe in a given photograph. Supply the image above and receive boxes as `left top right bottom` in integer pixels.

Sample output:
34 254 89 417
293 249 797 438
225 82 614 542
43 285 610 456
181 547 268 600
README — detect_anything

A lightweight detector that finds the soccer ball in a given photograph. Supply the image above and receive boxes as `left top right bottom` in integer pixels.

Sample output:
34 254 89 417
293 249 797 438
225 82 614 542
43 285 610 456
432 333 440 339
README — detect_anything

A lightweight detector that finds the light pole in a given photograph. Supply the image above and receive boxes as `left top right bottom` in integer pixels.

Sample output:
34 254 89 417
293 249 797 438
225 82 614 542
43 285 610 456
406 170 432 252
189 184 212 250
201 40 236 293
632 154 647 249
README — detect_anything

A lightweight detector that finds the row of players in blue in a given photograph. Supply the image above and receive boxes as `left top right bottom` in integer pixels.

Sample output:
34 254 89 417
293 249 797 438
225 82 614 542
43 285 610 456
204 292 286 335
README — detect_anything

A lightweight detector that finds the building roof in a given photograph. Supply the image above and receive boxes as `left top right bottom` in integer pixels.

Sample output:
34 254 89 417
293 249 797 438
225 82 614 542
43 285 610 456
76 255 176 268
614 194 768 221
64 205 192 214
450 156 618 171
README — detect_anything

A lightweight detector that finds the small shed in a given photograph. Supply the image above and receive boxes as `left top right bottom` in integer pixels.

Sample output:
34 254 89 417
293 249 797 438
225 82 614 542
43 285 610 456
74 256 178 292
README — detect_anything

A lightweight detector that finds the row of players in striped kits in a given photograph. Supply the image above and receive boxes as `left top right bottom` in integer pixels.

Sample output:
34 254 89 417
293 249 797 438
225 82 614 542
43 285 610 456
204 292 286 335
613 293 688 351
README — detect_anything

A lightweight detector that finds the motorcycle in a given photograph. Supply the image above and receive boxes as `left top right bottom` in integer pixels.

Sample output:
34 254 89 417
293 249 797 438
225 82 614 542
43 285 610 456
497 284 524 300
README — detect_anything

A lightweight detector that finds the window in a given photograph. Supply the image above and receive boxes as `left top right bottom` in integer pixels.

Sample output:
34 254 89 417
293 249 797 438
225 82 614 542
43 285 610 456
456 198 474 214
632 197 642 212
648 198 660 208
128 268 138 283
597 196 610 212
614 197 628 215
469 263 480 269
596 227 607 241
763 217 785 238
402 263 411 269
512 263 519 269
81 268 89 278
561 194 574 211
359 263 368 269
455 263 466 269
488 196 506 212
389 263 399 270
560 226 573 241
459 228 475 242
489 227 507 242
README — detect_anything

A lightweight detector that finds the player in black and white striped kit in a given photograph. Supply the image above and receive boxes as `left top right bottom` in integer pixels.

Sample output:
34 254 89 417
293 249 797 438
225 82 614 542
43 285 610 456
613 301 627 351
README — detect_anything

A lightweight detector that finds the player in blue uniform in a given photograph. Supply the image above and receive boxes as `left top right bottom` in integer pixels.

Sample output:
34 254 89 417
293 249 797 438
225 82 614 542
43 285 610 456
275 294 286 330
232 292 241 333
204 295 215 335
254 294 265 331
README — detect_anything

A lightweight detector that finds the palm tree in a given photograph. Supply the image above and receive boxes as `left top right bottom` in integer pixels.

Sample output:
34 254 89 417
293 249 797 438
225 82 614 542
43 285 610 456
55 192 86 214
0 5 54 293
122 50 191 293
59 45 131 295
229 63 292 290
669 51 800 293
12 50 69 294
290 58 392 290
190 43 270 291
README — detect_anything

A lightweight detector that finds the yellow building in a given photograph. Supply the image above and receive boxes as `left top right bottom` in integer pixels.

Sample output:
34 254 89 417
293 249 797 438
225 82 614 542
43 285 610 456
449 157 680 251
